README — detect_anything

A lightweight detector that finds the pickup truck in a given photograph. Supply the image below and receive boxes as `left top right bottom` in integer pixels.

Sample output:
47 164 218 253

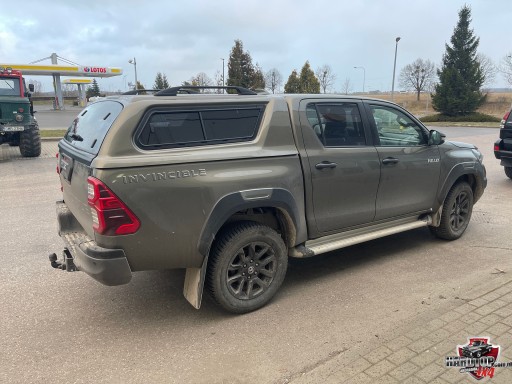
51 86 487 313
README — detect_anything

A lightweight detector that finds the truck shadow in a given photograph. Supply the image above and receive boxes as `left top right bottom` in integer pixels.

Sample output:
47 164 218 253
82 227 436 323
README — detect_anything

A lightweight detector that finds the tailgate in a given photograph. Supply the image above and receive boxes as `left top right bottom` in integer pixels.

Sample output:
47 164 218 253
58 100 124 238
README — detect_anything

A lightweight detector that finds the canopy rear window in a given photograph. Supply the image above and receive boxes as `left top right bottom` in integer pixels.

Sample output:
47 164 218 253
64 100 123 155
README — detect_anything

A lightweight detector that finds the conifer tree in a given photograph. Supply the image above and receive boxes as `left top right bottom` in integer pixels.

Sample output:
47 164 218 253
86 79 101 98
284 70 300 93
227 40 255 89
431 5 485 116
153 72 170 89
284 61 321 94
299 61 320 93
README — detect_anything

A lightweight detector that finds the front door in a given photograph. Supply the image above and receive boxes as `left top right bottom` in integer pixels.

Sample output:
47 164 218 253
365 102 441 220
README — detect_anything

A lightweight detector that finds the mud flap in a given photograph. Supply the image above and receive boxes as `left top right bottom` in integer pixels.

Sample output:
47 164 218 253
431 205 443 227
183 256 208 309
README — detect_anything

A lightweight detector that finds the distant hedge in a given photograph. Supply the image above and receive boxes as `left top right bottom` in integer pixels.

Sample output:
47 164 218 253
420 112 500 123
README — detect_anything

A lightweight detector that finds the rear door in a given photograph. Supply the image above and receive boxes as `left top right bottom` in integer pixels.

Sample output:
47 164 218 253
58 100 124 237
299 99 380 234
364 102 441 220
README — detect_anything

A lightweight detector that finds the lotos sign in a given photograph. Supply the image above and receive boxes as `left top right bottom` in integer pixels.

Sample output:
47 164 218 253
83 67 107 73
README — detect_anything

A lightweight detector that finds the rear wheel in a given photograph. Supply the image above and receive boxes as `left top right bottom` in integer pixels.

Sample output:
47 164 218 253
19 124 41 158
207 221 288 313
431 182 473 240
505 167 512 179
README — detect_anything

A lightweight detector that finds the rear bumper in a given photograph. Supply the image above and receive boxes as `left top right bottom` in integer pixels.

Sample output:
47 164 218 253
56 200 132 286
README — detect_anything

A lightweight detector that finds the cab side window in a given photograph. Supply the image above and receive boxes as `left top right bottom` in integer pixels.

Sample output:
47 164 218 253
307 103 366 147
370 105 428 146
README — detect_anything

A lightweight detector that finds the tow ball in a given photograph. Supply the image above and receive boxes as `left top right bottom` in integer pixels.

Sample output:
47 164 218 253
49 249 76 272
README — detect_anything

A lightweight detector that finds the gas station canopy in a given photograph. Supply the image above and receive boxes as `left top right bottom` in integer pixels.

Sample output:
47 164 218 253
0 64 122 77
0 53 124 110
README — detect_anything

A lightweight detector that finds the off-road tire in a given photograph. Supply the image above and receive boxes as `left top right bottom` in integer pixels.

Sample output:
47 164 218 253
19 125 41 157
206 221 288 314
505 167 512 180
431 182 474 240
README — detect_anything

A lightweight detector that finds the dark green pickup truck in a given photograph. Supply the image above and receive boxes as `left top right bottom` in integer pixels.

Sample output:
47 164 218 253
50 86 487 313
0 67 40 157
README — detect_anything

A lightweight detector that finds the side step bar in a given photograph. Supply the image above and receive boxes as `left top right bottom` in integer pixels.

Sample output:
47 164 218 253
290 216 432 258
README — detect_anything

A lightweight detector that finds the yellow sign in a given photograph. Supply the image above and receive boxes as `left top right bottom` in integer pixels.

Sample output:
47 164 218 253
63 79 93 84
0 63 123 77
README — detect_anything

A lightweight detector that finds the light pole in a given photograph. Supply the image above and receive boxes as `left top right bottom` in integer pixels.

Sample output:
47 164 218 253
391 37 401 102
128 57 138 90
220 58 225 92
353 66 366 93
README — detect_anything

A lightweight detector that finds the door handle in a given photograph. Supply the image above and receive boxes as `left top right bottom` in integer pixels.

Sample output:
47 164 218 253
382 157 399 165
315 161 337 170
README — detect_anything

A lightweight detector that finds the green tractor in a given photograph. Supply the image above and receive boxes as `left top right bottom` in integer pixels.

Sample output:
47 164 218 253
0 67 41 157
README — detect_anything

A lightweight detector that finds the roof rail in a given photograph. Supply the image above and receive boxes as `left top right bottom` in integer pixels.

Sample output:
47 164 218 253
122 89 161 95
154 86 258 96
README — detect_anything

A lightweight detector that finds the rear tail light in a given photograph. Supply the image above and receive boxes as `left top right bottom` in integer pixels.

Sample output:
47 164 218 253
502 111 511 127
494 143 500 152
56 153 60 174
87 177 140 236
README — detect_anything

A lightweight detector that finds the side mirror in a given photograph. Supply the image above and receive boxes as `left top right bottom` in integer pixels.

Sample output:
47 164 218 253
428 130 445 146
29 84 35 92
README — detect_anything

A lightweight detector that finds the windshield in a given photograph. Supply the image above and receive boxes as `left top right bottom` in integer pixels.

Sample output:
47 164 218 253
0 76 21 96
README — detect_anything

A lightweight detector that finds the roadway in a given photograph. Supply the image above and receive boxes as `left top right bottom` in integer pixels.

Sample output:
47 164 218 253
0 127 510 383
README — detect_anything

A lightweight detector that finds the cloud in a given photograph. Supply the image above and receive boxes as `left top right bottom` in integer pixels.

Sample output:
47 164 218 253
3 0 510 92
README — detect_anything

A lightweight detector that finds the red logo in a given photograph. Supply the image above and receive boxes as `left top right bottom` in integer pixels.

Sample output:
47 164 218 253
456 337 500 380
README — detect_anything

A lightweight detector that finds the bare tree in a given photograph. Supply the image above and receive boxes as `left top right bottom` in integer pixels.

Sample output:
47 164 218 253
264 68 283 94
189 72 213 91
500 53 512 87
61 84 77 97
341 77 353 95
213 70 224 93
477 53 496 88
398 58 436 101
315 64 336 93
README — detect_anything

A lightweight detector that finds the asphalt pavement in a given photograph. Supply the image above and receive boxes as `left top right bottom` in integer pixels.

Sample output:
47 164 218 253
1 127 511 384
34 103 82 130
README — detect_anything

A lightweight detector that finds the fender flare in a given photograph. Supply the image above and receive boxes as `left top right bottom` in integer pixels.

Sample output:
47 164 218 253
437 162 486 206
197 188 306 256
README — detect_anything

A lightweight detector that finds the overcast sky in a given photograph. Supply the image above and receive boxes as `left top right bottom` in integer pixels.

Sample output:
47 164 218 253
1 0 510 93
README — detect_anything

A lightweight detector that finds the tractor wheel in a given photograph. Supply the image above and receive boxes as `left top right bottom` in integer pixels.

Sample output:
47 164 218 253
19 125 41 158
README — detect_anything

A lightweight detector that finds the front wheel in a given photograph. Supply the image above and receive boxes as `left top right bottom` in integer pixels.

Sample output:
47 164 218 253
505 167 512 180
19 125 41 158
431 182 474 240
206 221 288 314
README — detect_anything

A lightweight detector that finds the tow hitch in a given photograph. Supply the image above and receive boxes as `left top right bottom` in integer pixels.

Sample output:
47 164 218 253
49 249 77 272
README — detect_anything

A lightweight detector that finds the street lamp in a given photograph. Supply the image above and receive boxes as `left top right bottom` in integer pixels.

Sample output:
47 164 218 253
220 58 225 92
391 37 401 102
128 57 138 91
353 66 366 93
